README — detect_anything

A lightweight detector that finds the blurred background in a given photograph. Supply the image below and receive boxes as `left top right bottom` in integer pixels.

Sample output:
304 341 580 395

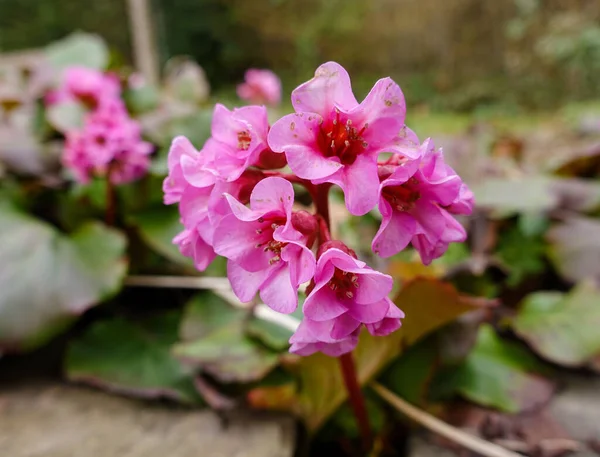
3 0 600 111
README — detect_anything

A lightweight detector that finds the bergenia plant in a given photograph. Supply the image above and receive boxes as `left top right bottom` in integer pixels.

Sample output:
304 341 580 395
165 62 473 444
50 66 153 224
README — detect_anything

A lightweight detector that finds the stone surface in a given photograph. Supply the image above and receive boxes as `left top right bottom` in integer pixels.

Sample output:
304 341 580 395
0 382 295 457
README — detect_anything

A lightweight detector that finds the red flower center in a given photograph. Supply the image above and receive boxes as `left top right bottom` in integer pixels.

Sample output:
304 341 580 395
237 130 252 150
318 110 368 165
327 267 360 300
254 215 288 264
382 178 421 211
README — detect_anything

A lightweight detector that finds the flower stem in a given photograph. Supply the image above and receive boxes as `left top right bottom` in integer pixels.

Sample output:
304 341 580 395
339 352 373 452
314 183 331 230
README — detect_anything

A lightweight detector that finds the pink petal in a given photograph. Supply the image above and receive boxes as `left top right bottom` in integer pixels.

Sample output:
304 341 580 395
249 177 295 216
268 113 342 180
213 214 271 272
281 243 316 286
291 62 358 117
319 248 366 272
259 264 298 314
323 154 379 216
303 286 348 321
348 298 391 324
349 77 406 148
372 205 416 258
331 313 361 340
353 269 393 305
227 261 269 302
167 136 197 171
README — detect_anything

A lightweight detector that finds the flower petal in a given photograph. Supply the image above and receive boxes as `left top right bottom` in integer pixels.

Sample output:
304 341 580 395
372 205 416 258
227 261 269 302
331 313 361 339
250 177 294 216
268 113 342 180
326 154 379 216
303 286 347 321
259 264 298 314
350 77 406 148
213 214 271 271
291 62 358 117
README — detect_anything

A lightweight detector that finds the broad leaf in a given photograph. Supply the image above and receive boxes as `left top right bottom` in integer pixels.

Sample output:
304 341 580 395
132 206 193 267
398 278 491 346
45 32 109 71
246 318 293 351
66 312 201 403
47 100 86 133
513 282 600 366
174 327 279 383
496 224 546 287
547 217 600 283
174 293 277 383
0 201 127 351
472 176 557 216
451 325 553 413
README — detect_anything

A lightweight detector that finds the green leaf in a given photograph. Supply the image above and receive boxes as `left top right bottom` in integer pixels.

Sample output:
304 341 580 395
397 278 489 346
45 32 109 71
46 100 86 134
124 85 160 114
174 293 277 383
246 318 293 351
547 217 600 283
513 282 600 366
379 337 438 406
0 201 127 351
164 57 210 104
452 325 553 413
179 292 247 341
497 224 546 287
472 176 557 216
132 206 193 267
174 327 279 383
66 312 202 403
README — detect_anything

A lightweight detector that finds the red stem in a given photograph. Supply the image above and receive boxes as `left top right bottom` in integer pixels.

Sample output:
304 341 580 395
314 183 331 230
339 352 373 451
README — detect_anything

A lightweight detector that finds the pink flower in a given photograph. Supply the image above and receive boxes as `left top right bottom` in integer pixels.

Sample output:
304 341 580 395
289 246 404 356
163 136 217 205
213 177 316 314
372 138 472 263
181 104 271 182
237 69 281 106
62 99 152 184
268 62 419 216
63 66 120 107
289 321 360 357
173 227 216 271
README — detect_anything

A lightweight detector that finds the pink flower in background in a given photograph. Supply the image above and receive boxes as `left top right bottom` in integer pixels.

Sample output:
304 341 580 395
213 177 316 313
372 138 472 263
237 69 281 106
62 99 152 184
289 246 403 356
268 62 419 216
47 66 121 108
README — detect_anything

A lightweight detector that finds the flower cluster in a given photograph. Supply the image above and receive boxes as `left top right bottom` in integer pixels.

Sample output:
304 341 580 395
52 67 152 184
165 62 473 356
